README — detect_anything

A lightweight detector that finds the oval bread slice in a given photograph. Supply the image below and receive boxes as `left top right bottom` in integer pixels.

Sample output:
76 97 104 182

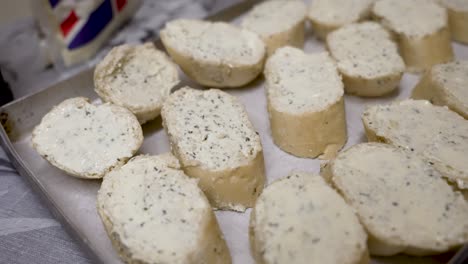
372 0 453 72
440 0 468 44
94 43 179 124
362 99 468 189
250 172 369 264
307 0 374 39
32 97 143 179
161 87 265 211
160 19 265 88
241 0 307 56
97 154 231 264
264 47 346 159
326 22 405 97
412 60 468 119
328 143 468 256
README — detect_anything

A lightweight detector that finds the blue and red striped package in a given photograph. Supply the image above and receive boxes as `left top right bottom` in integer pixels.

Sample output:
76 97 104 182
33 0 141 67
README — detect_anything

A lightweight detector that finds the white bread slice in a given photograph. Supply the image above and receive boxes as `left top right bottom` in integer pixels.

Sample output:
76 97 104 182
412 60 468 119
32 97 143 179
307 0 374 40
326 22 405 97
241 0 307 56
160 19 265 88
94 43 179 124
327 143 468 256
97 154 231 264
250 172 369 264
264 47 346 159
372 0 453 73
362 99 468 189
440 0 468 44
161 87 265 211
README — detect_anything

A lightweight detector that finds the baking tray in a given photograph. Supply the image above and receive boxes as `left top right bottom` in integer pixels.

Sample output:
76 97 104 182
2 1 468 263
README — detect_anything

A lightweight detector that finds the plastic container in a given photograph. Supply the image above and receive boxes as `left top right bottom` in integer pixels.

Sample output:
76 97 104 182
31 0 141 69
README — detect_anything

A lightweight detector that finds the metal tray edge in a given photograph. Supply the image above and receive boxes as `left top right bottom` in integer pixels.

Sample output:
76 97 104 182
0 124 100 263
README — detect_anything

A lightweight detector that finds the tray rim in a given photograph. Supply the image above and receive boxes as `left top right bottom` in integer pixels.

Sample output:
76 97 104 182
0 124 100 262
1 0 467 263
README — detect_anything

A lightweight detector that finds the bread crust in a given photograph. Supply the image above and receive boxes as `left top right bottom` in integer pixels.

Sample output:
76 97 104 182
309 20 339 40
261 21 305 56
326 22 405 97
94 43 179 124
264 48 346 159
241 0 307 56
160 20 266 88
340 71 403 97
412 63 468 119
173 148 265 211
447 6 468 43
161 88 265 211
372 0 454 73
398 27 454 73
268 96 347 159
307 0 373 40
97 154 231 264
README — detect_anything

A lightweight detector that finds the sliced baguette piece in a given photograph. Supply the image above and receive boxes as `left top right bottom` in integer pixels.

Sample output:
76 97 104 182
241 0 307 56
250 172 369 264
94 43 179 124
372 0 453 73
412 60 468 119
440 0 468 44
362 99 468 189
160 19 265 88
264 47 346 159
307 0 374 40
326 22 405 97
328 143 468 256
32 97 143 179
97 154 231 264
161 87 265 211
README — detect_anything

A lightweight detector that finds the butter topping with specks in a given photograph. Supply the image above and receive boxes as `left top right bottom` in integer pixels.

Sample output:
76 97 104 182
252 172 367 264
373 0 447 38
